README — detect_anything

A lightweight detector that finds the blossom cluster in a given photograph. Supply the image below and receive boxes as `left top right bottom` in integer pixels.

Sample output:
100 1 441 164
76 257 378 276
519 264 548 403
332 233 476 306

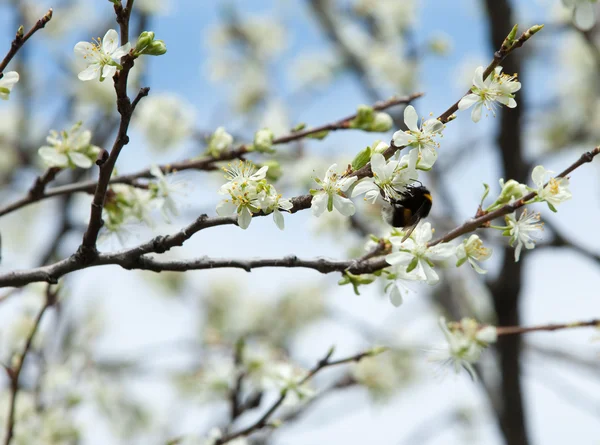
38 122 101 169
458 66 521 122
216 161 292 230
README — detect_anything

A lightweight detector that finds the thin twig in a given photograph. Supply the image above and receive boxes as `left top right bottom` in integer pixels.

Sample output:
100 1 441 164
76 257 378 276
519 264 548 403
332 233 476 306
3 286 55 445
0 9 52 75
352 24 542 180
496 319 599 336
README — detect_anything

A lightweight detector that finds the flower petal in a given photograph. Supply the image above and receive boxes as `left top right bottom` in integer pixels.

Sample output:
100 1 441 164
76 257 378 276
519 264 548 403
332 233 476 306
311 192 327 217
69 151 93 168
458 94 479 111
273 209 285 230
392 130 412 146
351 179 377 197
332 194 355 216
237 207 252 229
102 29 120 55
78 64 101 81
388 283 404 307
404 105 419 132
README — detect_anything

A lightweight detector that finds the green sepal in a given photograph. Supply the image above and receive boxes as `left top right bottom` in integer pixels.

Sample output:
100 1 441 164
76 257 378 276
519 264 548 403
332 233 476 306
405 257 419 273
327 195 334 212
480 183 490 207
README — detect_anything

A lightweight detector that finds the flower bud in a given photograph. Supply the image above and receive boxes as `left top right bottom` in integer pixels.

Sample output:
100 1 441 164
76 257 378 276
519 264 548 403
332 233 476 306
253 128 275 153
370 112 393 132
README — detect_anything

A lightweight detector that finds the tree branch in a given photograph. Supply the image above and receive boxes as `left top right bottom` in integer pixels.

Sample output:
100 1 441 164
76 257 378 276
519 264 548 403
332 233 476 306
0 146 596 288
428 147 600 246
0 8 52 75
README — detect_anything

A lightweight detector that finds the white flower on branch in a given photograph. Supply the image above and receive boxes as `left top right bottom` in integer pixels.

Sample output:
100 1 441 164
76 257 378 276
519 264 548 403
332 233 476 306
531 165 572 211
503 209 544 262
38 122 101 169
149 165 187 223
216 161 267 229
216 161 290 230
434 317 497 380
392 105 444 171
458 66 521 122
0 71 19 100
351 153 417 203
257 184 293 230
207 126 234 157
311 163 358 217
74 29 131 82
265 363 315 406
385 222 455 285
385 264 424 307
455 234 493 274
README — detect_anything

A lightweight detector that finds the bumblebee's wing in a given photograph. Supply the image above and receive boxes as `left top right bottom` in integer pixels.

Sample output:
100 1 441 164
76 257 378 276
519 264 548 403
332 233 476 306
400 221 419 242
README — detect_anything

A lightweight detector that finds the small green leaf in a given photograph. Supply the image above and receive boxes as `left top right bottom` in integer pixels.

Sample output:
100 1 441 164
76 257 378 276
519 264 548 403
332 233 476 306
306 130 330 140
291 122 306 132
352 146 372 170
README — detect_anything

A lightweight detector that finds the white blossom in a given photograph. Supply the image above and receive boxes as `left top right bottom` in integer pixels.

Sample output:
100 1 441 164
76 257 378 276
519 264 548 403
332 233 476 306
531 165 572 210
311 164 358 217
257 184 293 230
504 209 544 262
265 363 314 405
455 234 493 274
208 126 234 157
38 122 101 169
392 105 444 170
458 66 521 122
385 222 455 285
352 153 417 203
0 71 19 100
435 317 497 380
216 161 274 229
385 264 424 307
74 29 131 81
149 165 187 223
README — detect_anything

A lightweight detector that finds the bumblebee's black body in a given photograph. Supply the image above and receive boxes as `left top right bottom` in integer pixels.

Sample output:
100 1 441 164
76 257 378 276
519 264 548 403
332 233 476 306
382 185 432 241
389 185 432 227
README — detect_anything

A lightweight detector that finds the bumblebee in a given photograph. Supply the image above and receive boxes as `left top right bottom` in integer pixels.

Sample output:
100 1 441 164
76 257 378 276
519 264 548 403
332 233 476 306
381 184 432 242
